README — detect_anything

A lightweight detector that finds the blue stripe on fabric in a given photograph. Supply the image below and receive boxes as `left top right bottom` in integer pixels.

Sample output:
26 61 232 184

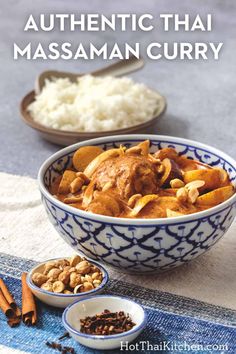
0 274 235 353
0 252 235 327
0 249 236 354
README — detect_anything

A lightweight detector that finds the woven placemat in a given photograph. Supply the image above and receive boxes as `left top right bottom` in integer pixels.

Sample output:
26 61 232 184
0 253 235 354
0 172 236 311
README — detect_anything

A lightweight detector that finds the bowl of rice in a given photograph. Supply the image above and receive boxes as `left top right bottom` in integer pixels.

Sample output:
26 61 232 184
20 75 166 146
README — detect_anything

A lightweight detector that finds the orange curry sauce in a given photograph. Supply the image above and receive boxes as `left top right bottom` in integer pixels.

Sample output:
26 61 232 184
50 141 234 218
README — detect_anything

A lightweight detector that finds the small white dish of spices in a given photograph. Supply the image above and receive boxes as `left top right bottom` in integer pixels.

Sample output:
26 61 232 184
27 255 109 308
62 295 146 350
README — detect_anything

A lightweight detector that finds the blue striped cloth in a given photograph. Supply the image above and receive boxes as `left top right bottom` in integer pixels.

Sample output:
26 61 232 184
0 253 235 354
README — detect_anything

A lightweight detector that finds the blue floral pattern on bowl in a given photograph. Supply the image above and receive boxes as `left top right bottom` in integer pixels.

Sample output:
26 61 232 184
39 135 236 273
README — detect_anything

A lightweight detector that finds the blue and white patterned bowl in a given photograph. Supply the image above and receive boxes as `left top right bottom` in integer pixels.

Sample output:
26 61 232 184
38 135 236 273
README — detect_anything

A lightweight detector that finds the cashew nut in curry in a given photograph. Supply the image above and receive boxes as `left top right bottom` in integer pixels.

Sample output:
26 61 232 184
50 141 235 218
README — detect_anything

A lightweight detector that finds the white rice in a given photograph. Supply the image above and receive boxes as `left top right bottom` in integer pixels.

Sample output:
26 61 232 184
28 75 161 132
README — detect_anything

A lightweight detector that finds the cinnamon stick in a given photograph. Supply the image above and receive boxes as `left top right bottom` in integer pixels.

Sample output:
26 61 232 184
21 272 37 325
0 278 21 316
7 316 21 328
0 289 14 318
0 279 21 327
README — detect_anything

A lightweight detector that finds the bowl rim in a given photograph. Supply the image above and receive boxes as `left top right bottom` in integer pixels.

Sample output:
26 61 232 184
62 294 147 340
20 90 167 137
27 257 109 298
38 134 236 225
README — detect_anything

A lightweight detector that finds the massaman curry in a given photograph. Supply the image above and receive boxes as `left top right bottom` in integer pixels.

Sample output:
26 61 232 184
50 141 235 218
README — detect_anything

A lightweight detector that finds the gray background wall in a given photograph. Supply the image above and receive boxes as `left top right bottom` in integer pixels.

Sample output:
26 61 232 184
0 0 235 177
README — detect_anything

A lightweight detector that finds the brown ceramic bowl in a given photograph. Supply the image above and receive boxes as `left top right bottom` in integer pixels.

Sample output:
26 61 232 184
20 90 167 146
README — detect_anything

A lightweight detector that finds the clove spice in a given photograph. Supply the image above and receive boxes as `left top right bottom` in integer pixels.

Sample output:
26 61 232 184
46 341 75 354
80 309 136 335
58 332 70 341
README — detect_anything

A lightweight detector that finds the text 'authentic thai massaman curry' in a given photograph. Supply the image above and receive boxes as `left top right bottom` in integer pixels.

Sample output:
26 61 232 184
50 141 235 218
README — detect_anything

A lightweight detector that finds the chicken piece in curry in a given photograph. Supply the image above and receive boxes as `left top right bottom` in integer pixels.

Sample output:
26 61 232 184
50 140 235 218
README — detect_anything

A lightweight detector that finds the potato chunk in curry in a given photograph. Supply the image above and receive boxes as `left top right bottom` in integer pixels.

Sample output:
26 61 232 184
50 141 234 218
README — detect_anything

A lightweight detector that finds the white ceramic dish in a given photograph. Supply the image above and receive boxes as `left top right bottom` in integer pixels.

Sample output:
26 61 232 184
62 295 146 350
38 134 236 273
27 258 109 308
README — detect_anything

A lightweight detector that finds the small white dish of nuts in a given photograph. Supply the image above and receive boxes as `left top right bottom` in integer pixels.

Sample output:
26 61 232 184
27 255 109 308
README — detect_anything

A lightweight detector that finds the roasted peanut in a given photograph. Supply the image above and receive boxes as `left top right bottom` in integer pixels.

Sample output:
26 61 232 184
63 266 71 272
57 259 70 269
93 279 102 288
52 281 65 293
69 272 81 288
91 266 100 273
92 272 103 281
68 267 77 273
76 261 91 274
70 177 85 193
170 178 185 189
43 262 57 275
176 187 188 203
34 257 103 294
58 270 70 285
47 268 62 280
70 255 82 267
83 274 92 283
41 281 53 292
80 282 94 292
32 272 48 287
